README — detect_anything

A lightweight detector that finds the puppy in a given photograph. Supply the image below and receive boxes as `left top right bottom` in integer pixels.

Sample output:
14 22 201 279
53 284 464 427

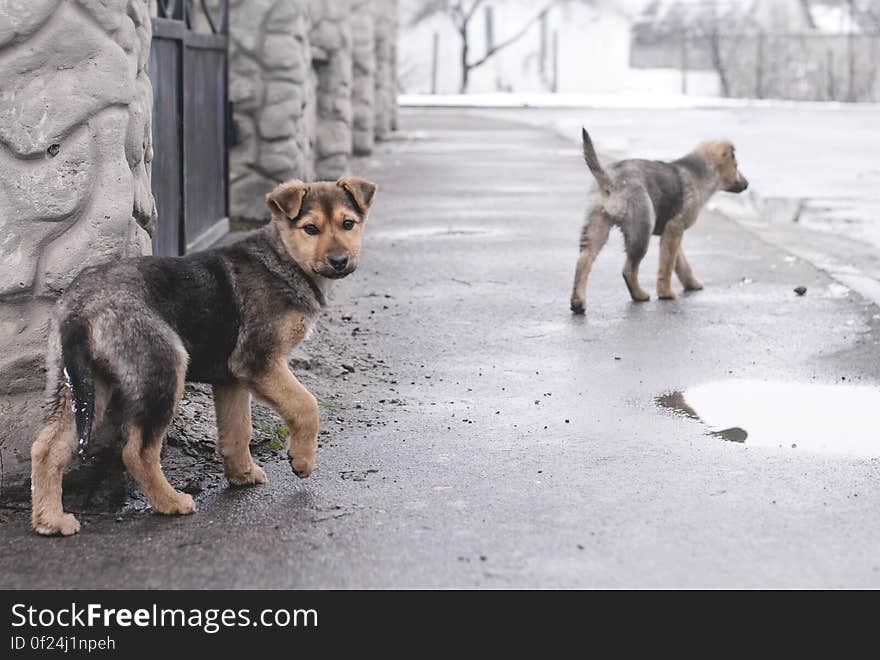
30 177 377 535
570 129 748 314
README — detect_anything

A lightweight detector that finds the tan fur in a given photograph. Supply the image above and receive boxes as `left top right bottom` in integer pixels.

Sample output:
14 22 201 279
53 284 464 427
623 256 651 302
30 389 80 536
213 384 265 486
657 226 685 299
674 249 703 292
279 310 311 354
122 341 193 515
697 140 747 193
571 217 611 314
246 359 319 478
122 426 196 515
267 177 373 280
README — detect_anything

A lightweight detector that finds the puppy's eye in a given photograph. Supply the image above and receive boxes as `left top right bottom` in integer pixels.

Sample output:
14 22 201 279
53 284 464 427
342 219 356 231
303 224 320 236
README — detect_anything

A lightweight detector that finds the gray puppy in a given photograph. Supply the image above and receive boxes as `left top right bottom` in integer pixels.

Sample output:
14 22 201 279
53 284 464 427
30 177 376 536
570 129 748 314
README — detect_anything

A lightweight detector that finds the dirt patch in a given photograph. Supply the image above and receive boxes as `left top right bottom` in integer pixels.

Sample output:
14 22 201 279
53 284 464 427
133 295 400 511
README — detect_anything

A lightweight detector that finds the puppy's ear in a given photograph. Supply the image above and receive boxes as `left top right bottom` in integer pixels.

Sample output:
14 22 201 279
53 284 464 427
266 180 309 222
337 176 377 215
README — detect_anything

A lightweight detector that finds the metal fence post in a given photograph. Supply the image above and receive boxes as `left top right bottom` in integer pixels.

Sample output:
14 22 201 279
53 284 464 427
755 31 764 99
431 31 439 94
680 30 688 95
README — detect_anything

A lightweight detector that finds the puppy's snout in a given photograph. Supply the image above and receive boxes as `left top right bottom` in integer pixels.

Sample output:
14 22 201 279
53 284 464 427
328 253 349 272
728 175 749 194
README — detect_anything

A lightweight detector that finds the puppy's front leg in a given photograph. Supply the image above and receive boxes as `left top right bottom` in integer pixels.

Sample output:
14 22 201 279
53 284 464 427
214 383 267 486
657 227 684 300
674 249 703 291
248 360 319 478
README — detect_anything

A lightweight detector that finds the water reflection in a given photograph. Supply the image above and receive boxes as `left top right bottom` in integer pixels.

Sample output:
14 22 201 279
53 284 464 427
657 380 880 457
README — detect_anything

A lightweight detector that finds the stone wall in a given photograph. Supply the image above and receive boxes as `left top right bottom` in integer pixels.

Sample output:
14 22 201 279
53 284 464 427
0 0 155 501
228 0 398 220
351 0 376 156
226 0 314 221
373 0 398 140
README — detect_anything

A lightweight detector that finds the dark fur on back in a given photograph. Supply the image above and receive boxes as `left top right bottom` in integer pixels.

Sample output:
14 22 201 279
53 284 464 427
50 223 325 451
609 160 685 236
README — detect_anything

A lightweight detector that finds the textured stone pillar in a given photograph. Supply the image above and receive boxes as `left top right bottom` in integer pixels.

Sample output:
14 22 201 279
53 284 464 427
226 0 314 221
0 0 155 502
310 0 353 180
388 1 399 131
225 0 397 220
373 0 397 141
351 0 376 156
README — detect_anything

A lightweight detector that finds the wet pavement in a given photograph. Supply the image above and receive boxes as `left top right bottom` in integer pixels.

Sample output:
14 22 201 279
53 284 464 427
3 108 880 588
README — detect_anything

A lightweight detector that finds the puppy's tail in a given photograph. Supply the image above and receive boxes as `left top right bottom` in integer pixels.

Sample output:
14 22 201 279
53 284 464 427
60 318 95 459
581 128 612 195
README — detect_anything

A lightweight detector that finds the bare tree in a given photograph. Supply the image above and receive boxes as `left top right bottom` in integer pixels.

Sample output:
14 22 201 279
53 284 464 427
686 1 759 97
411 0 558 93
663 0 758 98
854 0 880 30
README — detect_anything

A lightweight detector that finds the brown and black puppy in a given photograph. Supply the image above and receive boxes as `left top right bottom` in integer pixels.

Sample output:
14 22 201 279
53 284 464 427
30 176 376 536
570 129 748 314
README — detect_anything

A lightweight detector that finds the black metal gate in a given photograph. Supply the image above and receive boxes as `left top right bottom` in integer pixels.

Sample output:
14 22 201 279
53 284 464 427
149 0 230 256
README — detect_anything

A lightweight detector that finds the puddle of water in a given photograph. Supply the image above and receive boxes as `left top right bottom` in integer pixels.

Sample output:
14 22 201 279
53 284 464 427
656 380 880 457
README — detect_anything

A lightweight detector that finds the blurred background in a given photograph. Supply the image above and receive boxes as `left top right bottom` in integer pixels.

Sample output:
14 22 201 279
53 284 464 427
399 0 880 102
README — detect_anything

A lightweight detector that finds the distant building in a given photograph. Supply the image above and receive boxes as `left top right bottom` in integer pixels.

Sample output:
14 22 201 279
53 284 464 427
630 0 879 101
398 0 718 96
631 0 815 72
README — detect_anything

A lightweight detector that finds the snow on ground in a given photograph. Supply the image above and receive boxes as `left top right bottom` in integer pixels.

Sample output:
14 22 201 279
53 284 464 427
399 92 857 110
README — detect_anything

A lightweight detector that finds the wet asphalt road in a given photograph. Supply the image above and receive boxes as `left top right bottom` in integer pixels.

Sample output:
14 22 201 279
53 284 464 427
3 109 880 588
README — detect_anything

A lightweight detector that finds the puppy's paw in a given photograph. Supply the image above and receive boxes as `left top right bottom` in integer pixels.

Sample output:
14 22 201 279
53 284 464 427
290 454 315 479
227 463 268 487
622 273 650 302
684 279 704 292
657 288 678 300
570 298 586 315
153 492 197 516
33 513 80 537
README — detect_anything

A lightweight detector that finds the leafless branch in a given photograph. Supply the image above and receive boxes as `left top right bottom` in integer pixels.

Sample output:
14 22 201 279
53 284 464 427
409 0 452 28
466 3 555 71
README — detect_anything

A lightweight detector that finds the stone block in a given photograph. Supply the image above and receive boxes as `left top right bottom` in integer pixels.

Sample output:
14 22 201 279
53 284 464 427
0 3 133 156
77 0 127 33
315 153 347 180
315 119 350 158
258 102 297 140
0 0 60 48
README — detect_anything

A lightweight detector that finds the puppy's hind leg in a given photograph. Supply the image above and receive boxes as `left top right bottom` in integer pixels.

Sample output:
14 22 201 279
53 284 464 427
657 227 684 300
31 389 80 536
119 340 195 515
622 221 652 303
213 383 266 486
123 425 195 515
570 210 611 315
675 248 703 292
